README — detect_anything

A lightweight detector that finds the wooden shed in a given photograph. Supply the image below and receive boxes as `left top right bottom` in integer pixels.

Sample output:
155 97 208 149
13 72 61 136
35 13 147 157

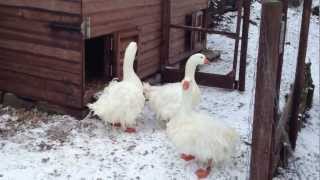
0 0 209 115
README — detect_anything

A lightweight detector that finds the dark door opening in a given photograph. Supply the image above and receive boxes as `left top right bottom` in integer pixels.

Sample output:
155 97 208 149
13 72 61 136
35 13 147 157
84 35 113 103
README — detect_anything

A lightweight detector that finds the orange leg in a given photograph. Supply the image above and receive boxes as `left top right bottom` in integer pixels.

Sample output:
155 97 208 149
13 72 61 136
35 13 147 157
195 159 212 179
125 127 136 133
181 154 195 161
195 168 210 179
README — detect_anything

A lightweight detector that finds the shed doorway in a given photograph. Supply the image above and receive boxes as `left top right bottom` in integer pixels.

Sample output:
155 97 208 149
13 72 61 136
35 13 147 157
84 35 113 103
83 28 140 104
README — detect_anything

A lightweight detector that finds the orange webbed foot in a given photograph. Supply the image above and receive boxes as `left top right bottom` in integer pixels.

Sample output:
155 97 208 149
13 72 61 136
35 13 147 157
181 154 195 161
195 168 211 179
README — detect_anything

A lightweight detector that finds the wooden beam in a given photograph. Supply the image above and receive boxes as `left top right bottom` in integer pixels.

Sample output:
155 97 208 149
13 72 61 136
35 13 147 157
273 87 293 173
160 0 171 67
238 0 251 91
231 0 243 76
169 24 238 39
272 0 290 173
168 48 200 65
250 1 282 180
289 0 313 149
276 0 289 94
162 67 235 89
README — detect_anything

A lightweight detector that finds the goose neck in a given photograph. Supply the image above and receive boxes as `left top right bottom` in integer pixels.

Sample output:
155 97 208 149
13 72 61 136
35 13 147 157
184 62 197 82
179 85 194 113
123 59 135 81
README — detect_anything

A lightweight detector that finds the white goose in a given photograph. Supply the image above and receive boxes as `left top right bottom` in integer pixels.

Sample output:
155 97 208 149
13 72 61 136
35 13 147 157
143 53 209 124
167 78 239 178
87 42 145 133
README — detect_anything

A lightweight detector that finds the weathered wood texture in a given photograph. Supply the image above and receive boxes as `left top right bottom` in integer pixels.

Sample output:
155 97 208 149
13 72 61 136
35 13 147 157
251 0 313 178
272 64 314 175
162 67 235 89
272 0 291 174
276 0 289 94
160 0 171 71
273 88 293 173
113 28 140 80
0 0 210 112
250 1 282 180
0 1 84 109
0 0 81 15
238 0 251 91
289 0 313 149
232 0 243 79
169 24 237 38
168 0 208 64
82 0 162 78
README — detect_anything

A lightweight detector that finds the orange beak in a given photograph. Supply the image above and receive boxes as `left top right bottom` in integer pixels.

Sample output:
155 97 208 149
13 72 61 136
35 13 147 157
182 80 190 90
204 58 210 64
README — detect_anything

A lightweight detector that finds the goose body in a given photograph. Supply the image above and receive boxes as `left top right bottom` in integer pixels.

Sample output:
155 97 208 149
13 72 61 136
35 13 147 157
167 79 239 177
143 53 208 123
143 81 200 121
167 110 239 163
88 42 145 130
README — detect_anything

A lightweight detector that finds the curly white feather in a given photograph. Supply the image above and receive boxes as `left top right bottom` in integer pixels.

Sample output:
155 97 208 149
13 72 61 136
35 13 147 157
167 79 239 164
88 81 144 128
167 111 239 163
143 82 200 121
143 53 207 123
87 42 145 129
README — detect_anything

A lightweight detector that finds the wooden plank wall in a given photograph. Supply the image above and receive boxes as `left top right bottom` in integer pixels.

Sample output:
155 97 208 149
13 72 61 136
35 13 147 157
168 0 208 64
82 0 162 78
0 0 84 109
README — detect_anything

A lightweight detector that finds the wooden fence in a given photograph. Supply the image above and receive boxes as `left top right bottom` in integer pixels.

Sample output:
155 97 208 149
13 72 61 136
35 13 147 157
250 0 313 179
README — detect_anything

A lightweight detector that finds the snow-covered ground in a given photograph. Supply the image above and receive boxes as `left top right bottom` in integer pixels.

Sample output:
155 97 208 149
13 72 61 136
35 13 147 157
0 2 319 180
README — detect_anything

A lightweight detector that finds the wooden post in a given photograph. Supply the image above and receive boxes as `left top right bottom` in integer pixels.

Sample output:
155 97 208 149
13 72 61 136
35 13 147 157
276 0 289 95
289 0 313 149
232 0 243 81
250 1 282 180
238 0 251 91
160 0 171 69
0 91 4 104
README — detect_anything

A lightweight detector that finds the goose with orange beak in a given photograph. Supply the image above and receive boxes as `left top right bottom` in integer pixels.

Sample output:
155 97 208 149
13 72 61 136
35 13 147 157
167 78 239 179
143 53 209 126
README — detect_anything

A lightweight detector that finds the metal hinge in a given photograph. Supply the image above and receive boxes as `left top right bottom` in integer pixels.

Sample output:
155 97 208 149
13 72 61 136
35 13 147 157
81 17 91 39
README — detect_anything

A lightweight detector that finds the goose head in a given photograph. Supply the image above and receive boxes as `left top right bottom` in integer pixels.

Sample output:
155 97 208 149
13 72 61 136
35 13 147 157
187 53 209 66
185 53 209 81
124 42 138 65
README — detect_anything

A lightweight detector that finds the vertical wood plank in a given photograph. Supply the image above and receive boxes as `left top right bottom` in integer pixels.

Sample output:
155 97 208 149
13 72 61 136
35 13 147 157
232 0 243 75
160 0 171 68
289 0 313 149
202 8 208 49
275 0 289 97
112 29 140 80
80 0 85 108
238 0 251 91
250 1 282 179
